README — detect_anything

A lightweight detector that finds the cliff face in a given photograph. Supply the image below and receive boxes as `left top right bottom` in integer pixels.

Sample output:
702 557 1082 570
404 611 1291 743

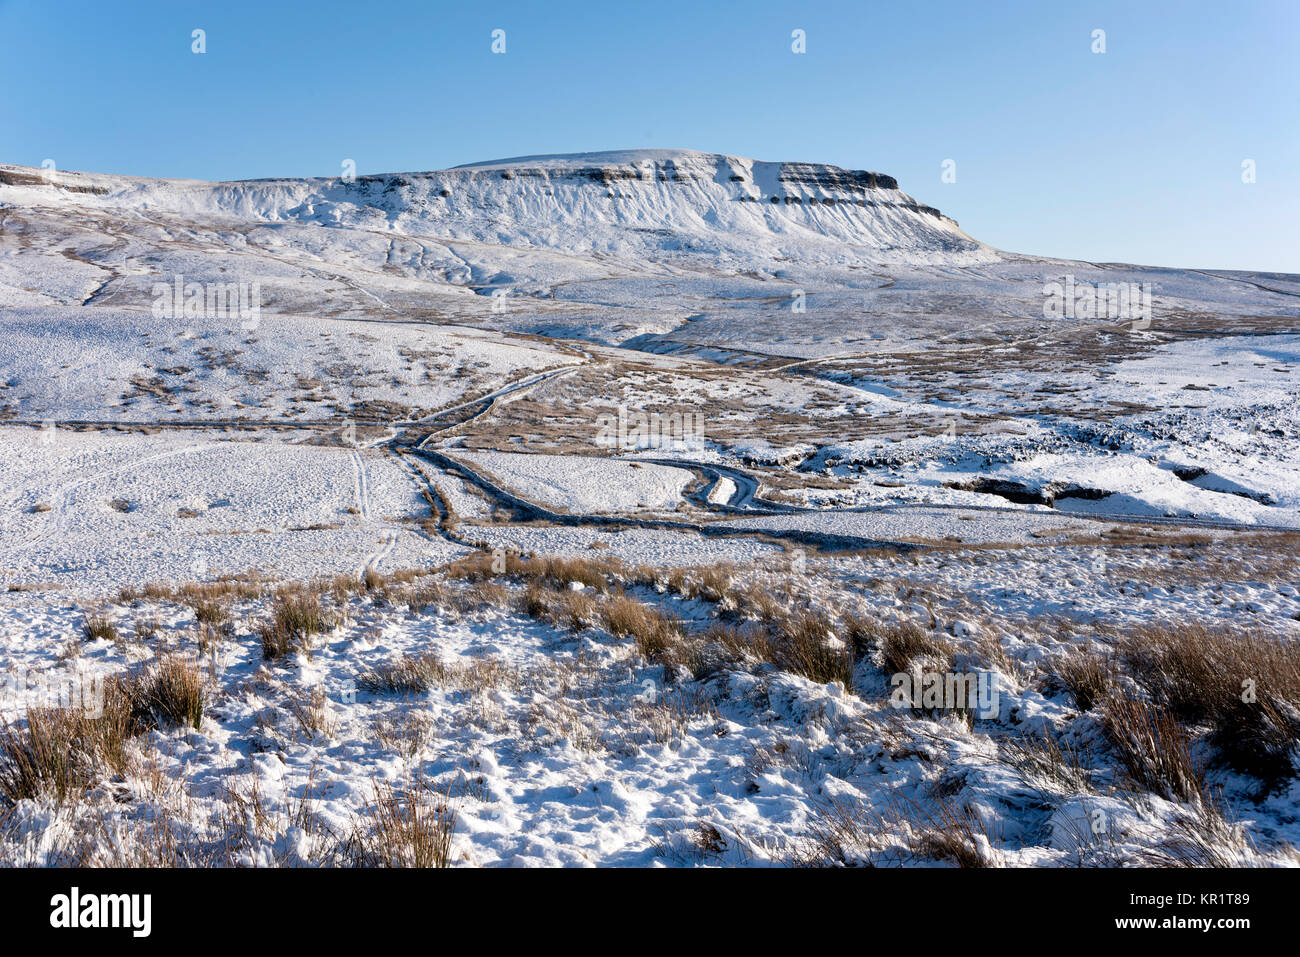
328 151 981 264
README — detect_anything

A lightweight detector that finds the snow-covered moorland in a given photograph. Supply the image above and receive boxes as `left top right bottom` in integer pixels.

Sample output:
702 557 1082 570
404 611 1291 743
1 150 1298 866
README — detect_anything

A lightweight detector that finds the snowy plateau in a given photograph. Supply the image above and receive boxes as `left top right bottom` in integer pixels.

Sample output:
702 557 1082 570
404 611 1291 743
0 148 1297 867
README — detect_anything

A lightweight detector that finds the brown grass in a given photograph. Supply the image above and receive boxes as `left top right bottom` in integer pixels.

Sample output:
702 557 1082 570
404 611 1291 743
907 800 1000 868
1118 623 1300 782
357 652 446 694
445 550 624 594
347 780 456 867
402 580 451 615
672 565 736 603
461 581 509 610
768 610 854 687
260 590 333 660
877 621 953 676
118 572 267 606
357 652 511 695
734 582 783 622
191 599 228 627
136 656 205 730
601 595 682 661
1050 649 1116 712
1101 692 1203 802
0 679 140 803
81 614 117 643
0 710 98 804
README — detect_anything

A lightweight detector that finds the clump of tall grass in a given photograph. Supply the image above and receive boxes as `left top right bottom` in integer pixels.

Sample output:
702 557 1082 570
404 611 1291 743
877 621 953 676
135 656 205 730
346 781 457 867
81 615 117 644
260 590 334 660
1101 692 1203 803
767 610 855 687
357 652 511 695
601 595 682 661
0 662 203 804
520 584 597 631
1119 623 1300 782
0 691 131 804
1049 649 1117 713
356 652 446 694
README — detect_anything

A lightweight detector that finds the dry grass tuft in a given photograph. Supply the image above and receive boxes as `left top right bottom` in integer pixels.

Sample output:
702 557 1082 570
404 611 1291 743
733 581 785 621
664 565 736 603
119 573 267 606
601 595 682 662
1139 801 1272 867
460 581 509 610
357 652 510 695
1119 623 1300 782
445 550 624 594
260 590 333 660
794 796 887 866
1000 732 1094 793
907 801 1000 868
191 598 228 627
0 710 98 804
347 780 456 867
135 656 205 730
357 652 445 694
877 621 953 676
403 580 451 615
768 611 854 687
81 615 117 644
1050 649 1116 712
0 680 139 803
1101 692 1203 803
287 688 336 740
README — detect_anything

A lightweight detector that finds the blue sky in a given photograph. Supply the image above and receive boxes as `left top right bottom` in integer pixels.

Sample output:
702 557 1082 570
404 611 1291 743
1 0 1295 271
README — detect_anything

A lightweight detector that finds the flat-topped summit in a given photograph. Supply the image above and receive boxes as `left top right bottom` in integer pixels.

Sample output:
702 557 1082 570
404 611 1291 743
451 147 903 194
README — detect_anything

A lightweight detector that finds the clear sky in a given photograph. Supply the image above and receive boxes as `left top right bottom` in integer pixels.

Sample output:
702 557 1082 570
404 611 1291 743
1 0 1296 271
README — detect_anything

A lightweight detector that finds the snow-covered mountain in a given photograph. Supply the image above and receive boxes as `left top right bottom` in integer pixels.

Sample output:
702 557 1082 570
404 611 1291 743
7 147 1297 358
1 149 988 270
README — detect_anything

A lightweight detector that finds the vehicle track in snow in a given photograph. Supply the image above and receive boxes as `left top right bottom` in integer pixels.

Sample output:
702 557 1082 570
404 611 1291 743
348 447 372 520
357 530 397 578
